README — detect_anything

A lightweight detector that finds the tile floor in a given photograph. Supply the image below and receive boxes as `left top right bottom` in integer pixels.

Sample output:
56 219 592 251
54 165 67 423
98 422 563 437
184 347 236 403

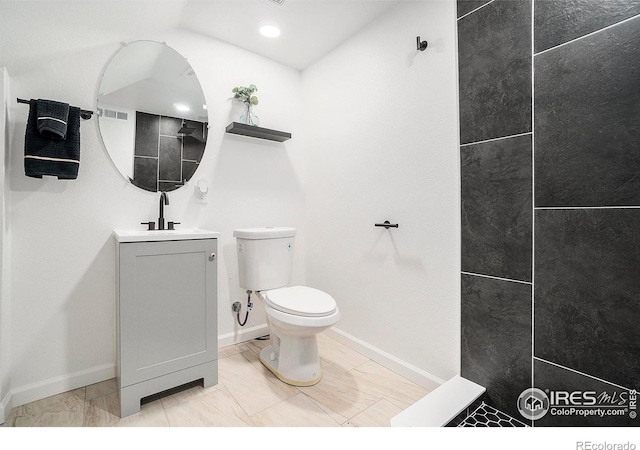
2 333 430 427
458 403 528 427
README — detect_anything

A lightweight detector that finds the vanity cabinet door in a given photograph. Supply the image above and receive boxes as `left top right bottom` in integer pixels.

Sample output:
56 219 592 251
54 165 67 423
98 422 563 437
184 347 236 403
118 238 217 387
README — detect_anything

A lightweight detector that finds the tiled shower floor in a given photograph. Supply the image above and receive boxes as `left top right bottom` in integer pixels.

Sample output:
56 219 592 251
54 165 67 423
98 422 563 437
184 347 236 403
458 402 528 427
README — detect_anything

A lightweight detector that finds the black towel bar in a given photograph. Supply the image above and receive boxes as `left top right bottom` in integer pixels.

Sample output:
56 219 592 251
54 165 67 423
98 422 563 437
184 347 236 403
17 98 94 120
375 221 399 229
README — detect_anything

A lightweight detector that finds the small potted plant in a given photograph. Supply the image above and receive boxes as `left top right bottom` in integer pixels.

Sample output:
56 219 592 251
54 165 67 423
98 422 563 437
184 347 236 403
232 84 259 126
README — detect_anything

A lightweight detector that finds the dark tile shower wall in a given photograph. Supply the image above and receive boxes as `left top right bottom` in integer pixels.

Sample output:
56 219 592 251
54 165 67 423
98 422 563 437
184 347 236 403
457 0 640 427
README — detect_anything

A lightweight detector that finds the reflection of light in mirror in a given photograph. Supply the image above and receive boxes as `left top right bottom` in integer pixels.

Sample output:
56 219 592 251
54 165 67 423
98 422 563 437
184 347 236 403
203 104 207 110
174 103 190 112
260 25 281 38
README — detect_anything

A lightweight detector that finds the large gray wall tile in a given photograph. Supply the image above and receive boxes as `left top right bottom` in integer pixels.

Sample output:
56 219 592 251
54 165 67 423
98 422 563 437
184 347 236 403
461 274 532 421
534 359 636 427
134 112 159 157
535 209 640 390
133 157 158 192
534 16 640 207
458 0 531 144
535 0 640 53
159 136 182 182
461 134 532 282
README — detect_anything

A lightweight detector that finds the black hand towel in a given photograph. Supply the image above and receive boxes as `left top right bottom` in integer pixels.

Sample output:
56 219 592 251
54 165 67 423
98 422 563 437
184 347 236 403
24 99 81 179
36 99 69 139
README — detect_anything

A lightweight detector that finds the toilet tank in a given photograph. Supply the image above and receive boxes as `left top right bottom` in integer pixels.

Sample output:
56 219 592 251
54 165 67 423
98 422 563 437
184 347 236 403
233 227 296 291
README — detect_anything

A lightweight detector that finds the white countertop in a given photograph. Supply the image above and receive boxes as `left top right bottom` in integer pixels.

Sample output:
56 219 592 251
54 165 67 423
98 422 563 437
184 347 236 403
113 228 220 243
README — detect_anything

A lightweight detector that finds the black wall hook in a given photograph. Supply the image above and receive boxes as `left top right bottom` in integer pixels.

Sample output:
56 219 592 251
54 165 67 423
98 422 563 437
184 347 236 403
416 36 428 52
375 221 399 229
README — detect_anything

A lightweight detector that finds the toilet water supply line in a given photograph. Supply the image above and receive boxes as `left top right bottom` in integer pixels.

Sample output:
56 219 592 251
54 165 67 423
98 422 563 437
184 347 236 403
234 290 253 326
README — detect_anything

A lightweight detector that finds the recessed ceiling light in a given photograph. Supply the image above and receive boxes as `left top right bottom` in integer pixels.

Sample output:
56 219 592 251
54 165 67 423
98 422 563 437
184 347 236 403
174 103 190 112
260 25 281 38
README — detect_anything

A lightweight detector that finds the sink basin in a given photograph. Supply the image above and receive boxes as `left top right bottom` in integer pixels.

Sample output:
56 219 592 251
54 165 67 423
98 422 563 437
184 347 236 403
113 228 220 243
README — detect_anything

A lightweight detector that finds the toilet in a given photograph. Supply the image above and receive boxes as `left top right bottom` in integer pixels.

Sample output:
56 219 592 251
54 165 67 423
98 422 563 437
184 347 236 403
233 227 339 386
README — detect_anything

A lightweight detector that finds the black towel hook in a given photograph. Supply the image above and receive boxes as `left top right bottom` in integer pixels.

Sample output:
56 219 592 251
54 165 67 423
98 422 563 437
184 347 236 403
416 36 428 52
375 221 399 229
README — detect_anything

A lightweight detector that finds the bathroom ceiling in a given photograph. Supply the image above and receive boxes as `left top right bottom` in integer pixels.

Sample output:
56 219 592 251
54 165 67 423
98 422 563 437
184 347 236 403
0 0 401 74
178 0 401 70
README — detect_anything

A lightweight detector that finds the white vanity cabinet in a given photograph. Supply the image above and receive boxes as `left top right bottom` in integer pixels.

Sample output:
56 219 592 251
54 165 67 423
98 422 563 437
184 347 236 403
114 230 219 417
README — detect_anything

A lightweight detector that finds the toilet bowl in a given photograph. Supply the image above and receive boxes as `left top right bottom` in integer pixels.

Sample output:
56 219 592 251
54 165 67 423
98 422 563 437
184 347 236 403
233 227 340 386
257 286 340 386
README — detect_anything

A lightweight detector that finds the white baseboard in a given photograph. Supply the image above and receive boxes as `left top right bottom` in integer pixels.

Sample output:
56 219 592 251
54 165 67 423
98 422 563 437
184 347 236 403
0 389 11 425
4 326 270 415
324 327 445 391
218 324 269 348
3 324 442 417
9 363 116 409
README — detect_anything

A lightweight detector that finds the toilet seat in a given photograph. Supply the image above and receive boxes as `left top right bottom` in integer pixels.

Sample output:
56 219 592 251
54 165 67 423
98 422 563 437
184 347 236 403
262 286 337 317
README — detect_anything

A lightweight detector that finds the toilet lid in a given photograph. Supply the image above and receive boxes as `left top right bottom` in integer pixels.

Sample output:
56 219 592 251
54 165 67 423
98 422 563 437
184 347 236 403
264 286 337 317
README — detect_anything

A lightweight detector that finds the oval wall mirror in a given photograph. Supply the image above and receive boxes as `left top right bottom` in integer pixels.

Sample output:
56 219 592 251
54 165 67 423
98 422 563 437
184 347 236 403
97 40 208 192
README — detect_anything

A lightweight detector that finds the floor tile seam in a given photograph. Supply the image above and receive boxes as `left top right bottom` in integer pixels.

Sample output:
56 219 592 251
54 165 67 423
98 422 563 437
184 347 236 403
301 392 349 425
80 387 88 426
325 382 383 421
239 341 261 357
84 394 118 427
245 394 298 424
345 397 393 427
85 388 119 403
348 365 425 406
376 394 425 421
252 391 343 427
347 358 375 373
204 378 261 423
341 380 385 407
319 359 364 378
219 378 284 421
158 392 175 427
218 347 252 360
81 397 88 426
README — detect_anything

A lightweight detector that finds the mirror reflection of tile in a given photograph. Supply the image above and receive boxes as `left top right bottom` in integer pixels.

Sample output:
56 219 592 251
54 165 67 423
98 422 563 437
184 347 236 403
133 112 207 192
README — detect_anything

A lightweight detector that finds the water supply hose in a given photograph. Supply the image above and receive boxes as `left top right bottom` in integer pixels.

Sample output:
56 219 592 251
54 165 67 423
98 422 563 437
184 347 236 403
237 290 253 326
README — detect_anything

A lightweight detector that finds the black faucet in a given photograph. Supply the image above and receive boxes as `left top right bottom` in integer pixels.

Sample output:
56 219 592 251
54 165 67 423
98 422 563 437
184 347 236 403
158 191 169 230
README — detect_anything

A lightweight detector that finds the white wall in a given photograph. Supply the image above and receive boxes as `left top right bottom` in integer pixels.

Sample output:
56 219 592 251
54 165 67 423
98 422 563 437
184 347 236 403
0 67 11 422
302 0 460 384
4 1 461 407
97 104 136 180
6 29 304 404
